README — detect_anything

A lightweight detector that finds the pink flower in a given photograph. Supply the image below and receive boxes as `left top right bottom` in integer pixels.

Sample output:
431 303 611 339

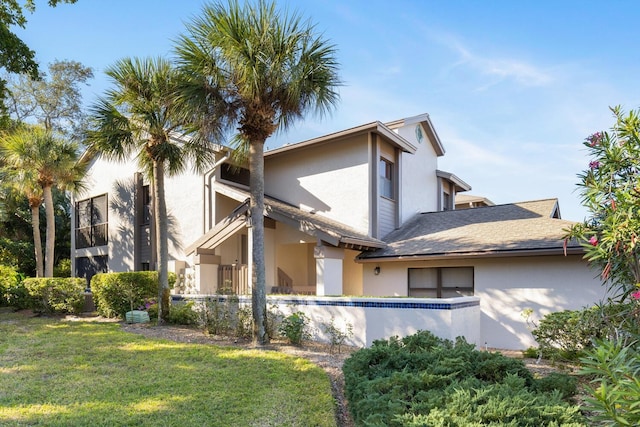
589 236 598 246
586 132 603 147
589 160 600 170
631 290 640 300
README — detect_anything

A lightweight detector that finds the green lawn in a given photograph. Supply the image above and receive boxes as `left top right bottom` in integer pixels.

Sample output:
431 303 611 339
0 311 336 426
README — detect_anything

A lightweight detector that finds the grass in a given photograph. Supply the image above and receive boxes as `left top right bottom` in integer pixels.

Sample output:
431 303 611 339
0 311 336 426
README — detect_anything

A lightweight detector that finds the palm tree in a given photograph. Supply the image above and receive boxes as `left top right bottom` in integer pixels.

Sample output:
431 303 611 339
85 57 223 324
0 125 86 277
174 0 341 344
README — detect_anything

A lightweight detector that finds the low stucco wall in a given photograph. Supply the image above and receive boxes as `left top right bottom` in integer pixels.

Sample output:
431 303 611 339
174 295 480 348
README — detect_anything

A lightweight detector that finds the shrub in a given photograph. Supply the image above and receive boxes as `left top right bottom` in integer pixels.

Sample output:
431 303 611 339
580 339 640 426
199 295 240 336
0 265 22 306
321 316 353 354
53 259 72 278
23 277 86 314
168 301 199 325
532 303 637 360
278 311 310 345
343 330 583 426
91 272 163 318
534 372 578 400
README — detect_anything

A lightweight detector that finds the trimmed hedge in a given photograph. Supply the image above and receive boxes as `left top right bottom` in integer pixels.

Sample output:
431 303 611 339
91 271 176 318
343 330 584 426
0 265 22 306
23 277 86 315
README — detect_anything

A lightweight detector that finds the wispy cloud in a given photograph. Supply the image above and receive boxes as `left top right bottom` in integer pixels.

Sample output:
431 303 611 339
433 31 553 88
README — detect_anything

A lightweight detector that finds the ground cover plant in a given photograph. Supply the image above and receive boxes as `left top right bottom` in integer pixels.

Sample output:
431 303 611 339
343 330 584 426
0 310 336 426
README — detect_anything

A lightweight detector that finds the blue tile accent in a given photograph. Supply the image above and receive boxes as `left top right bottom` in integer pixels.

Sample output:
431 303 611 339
173 295 479 310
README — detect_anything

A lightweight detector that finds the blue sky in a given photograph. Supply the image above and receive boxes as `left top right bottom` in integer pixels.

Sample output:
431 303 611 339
15 0 640 221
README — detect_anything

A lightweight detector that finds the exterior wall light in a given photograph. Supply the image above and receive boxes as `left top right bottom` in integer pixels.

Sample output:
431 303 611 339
374 266 381 275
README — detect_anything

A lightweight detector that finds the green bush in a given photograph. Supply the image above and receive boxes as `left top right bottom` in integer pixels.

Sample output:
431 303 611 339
23 277 86 314
532 303 637 360
168 301 199 325
53 259 72 277
534 372 578 400
278 311 310 345
343 330 584 426
0 265 22 306
91 272 166 318
580 339 640 426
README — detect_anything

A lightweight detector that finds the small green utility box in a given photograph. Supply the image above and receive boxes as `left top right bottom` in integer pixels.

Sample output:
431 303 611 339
125 310 150 324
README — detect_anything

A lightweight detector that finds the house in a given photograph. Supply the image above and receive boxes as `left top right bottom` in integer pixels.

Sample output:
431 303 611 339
72 113 606 349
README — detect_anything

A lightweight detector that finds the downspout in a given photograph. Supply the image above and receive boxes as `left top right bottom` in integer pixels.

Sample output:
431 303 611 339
203 148 232 233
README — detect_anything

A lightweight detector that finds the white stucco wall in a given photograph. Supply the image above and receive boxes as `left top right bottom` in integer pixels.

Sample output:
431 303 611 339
74 154 205 274
360 255 606 350
395 123 440 222
265 136 370 234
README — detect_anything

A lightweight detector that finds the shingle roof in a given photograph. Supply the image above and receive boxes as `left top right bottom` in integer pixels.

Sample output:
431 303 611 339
359 199 582 260
215 182 386 250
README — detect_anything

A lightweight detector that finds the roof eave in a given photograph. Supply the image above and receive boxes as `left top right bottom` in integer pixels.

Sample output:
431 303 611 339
356 247 585 263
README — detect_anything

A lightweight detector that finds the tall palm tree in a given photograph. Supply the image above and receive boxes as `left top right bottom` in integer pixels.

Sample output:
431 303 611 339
85 57 223 324
175 0 341 344
0 125 85 277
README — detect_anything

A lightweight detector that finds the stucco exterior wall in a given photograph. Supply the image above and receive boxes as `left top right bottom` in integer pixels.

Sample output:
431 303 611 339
395 123 440 222
360 255 606 350
265 136 370 233
74 154 205 274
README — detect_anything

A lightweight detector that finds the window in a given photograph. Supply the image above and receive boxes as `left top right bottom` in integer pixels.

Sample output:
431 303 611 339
221 163 250 186
75 255 108 288
408 267 474 298
379 158 394 199
141 185 151 225
75 194 108 249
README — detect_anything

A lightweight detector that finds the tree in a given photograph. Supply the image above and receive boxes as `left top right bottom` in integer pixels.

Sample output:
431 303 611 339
0 0 79 124
6 59 93 137
174 0 340 344
0 125 85 277
566 106 640 299
85 57 222 324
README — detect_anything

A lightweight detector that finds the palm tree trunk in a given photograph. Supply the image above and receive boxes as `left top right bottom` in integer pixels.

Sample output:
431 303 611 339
250 140 268 345
153 159 170 324
43 185 55 277
30 203 44 278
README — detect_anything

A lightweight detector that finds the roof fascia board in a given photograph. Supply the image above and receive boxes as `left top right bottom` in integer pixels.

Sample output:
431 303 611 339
436 169 472 192
356 247 585 263
265 121 417 157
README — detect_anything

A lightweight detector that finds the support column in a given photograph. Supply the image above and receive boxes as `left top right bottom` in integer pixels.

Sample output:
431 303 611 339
194 251 221 294
314 245 344 296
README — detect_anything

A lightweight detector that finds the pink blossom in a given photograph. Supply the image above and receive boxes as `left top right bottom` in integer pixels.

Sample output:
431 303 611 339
586 132 603 147
631 290 640 300
589 160 600 170
589 236 598 246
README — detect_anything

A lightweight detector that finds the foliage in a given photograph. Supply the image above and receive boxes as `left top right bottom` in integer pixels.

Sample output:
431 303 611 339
199 295 240 336
0 125 86 277
175 0 341 344
6 59 93 137
534 372 579 400
321 315 353 354
566 106 640 297
0 312 336 426
342 330 583 426
0 263 21 305
23 277 85 314
580 339 640 426
167 301 199 325
0 0 79 122
53 258 71 277
532 303 640 360
278 311 311 345
90 272 174 318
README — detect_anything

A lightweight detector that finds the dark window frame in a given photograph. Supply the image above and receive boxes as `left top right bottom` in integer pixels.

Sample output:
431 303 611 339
408 267 474 298
379 157 394 200
75 194 108 249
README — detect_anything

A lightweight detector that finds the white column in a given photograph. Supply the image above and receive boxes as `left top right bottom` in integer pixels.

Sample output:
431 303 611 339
314 245 344 296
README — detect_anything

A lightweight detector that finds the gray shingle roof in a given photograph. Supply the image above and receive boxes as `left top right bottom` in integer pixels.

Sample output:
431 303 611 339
359 199 582 260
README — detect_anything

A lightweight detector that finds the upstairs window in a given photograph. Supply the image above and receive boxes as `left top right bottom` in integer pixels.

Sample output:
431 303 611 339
221 163 250 187
141 185 151 225
75 194 108 249
379 158 394 199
